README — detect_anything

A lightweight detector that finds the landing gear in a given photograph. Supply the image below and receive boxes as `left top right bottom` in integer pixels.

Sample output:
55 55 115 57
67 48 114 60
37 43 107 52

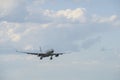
50 56 53 60
40 57 43 60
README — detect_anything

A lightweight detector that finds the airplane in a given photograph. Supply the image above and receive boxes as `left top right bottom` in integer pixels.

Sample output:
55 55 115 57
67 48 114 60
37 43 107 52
16 47 64 60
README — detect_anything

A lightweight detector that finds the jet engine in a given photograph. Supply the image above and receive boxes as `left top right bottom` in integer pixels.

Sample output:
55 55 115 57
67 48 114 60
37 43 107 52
55 54 59 57
37 54 41 57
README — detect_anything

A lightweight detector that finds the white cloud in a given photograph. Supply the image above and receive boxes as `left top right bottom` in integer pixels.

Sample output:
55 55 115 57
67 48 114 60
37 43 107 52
7 28 20 42
91 14 120 27
0 21 21 42
56 8 86 22
0 21 52 44
0 1 120 80
92 14 118 23
26 8 87 23
0 0 22 17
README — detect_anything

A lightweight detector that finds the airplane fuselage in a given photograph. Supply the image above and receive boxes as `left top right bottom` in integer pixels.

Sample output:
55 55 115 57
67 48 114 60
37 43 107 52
38 50 54 57
17 48 63 60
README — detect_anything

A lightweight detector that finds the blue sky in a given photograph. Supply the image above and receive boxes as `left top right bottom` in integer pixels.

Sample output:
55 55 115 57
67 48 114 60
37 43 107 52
0 0 120 80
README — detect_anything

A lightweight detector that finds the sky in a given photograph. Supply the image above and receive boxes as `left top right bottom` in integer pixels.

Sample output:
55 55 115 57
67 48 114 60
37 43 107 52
0 0 120 80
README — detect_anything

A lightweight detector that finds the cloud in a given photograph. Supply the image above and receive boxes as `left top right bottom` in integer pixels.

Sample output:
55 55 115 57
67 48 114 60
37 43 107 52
54 8 86 23
0 17 119 52
7 28 21 42
76 36 101 50
90 14 120 27
91 14 119 24
0 21 21 42
0 3 120 53
26 8 86 23
0 0 22 18
0 0 47 22
0 1 120 80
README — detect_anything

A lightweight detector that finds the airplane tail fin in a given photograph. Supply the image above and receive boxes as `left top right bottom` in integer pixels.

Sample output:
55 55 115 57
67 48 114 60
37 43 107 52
39 46 42 52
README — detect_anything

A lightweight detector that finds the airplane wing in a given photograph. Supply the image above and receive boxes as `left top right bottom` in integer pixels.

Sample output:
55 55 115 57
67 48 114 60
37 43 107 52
16 51 41 55
49 53 64 57
52 53 64 55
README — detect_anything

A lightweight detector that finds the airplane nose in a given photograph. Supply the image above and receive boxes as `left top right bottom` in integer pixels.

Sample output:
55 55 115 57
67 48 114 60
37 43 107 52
51 49 54 53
